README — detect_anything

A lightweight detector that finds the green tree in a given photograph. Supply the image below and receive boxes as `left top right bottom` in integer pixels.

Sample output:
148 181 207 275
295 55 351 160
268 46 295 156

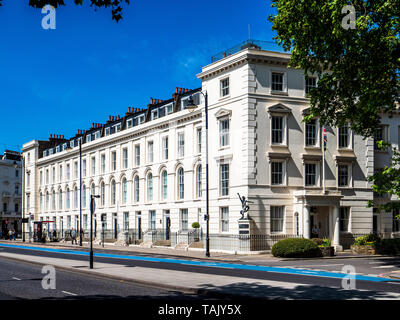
0 0 131 22
268 0 399 138
268 0 399 214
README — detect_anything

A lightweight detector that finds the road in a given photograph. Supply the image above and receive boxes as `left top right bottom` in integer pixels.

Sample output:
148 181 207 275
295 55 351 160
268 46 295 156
1 243 400 300
0 256 203 300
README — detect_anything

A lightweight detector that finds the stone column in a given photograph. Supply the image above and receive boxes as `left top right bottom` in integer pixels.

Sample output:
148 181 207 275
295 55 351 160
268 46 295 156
304 205 310 239
332 206 343 252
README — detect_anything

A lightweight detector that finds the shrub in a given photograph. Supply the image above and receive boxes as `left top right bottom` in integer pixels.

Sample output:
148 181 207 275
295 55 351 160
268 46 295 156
320 238 331 247
311 238 324 246
272 238 322 258
353 233 381 246
192 222 200 229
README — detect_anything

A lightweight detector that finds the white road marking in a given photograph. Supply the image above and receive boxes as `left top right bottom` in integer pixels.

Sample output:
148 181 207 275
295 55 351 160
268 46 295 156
369 262 385 264
372 265 396 269
12 277 21 281
294 264 345 268
62 291 77 296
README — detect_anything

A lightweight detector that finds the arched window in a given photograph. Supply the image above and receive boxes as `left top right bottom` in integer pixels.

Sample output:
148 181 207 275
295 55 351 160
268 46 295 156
121 178 127 204
66 188 70 209
58 190 63 210
196 165 202 198
111 180 116 205
134 175 139 202
147 173 153 202
101 181 105 206
177 167 184 200
46 191 49 211
82 185 86 208
74 186 78 209
90 183 95 197
161 170 168 200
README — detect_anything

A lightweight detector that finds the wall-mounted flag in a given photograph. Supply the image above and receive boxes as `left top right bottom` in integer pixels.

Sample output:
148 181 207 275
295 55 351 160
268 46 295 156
323 128 327 151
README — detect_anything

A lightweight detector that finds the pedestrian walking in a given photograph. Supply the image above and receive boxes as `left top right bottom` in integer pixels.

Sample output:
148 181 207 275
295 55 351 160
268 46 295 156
8 229 12 241
52 229 57 242
70 228 77 245
12 230 16 241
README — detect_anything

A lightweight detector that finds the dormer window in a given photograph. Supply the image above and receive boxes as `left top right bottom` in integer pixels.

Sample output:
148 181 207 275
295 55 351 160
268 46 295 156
127 119 133 129
56 145 61 153
105 127 110 136
95 131 100 139
166 103 173 114
159 107 165 118
152 110 158 120
86 135 92 143
114 123 121 133
181 98 189 111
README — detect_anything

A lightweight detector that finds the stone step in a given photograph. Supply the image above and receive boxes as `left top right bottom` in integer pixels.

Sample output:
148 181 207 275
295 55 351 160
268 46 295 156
174 242 189 250
139 240 153 248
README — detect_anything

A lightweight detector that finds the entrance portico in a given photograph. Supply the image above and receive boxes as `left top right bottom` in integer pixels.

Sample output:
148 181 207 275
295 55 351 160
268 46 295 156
293 190 343 252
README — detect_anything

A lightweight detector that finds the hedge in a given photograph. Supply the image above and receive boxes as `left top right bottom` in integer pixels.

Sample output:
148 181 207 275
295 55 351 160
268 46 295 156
271 238 323 258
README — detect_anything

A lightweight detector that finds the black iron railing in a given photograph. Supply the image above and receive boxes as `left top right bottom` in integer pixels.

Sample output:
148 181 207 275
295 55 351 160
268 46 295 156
211 39 288 63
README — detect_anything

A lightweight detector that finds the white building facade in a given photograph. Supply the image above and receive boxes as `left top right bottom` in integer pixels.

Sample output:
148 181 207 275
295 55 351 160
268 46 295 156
0 150 22 235
22 42 400 252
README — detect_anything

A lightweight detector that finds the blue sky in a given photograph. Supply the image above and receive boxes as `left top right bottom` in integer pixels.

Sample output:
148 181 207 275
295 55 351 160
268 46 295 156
0 0 278 154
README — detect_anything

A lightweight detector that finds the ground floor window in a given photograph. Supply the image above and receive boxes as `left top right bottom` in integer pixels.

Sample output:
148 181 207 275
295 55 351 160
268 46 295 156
124 212 129 230
220 207 229 232
340 207 350 232
180 209 188 231
149 210 156 230
270 206 284 233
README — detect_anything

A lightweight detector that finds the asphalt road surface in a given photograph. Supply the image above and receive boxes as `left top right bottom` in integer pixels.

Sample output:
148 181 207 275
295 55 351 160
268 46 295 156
0 256 202 300
1 243 400 300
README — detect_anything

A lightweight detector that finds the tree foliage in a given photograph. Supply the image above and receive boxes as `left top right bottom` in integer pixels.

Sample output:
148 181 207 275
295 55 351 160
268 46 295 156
0 0 131 22
268 0 400 138
367 142 400 213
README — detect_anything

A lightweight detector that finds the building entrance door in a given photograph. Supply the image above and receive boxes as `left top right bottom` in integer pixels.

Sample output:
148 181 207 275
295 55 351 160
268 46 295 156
137 212 142 239
164 210 170 240
113 213 118 239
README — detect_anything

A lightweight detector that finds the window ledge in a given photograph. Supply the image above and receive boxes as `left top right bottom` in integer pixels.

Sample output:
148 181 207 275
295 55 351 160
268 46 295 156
270 91 288 96
304 146 321 151
218 196 230 200
219 95 231 101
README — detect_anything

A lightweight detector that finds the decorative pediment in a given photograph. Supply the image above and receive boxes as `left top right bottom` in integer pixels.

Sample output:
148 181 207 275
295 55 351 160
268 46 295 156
214 108 232 119
267 103 292 114
302 107 311 116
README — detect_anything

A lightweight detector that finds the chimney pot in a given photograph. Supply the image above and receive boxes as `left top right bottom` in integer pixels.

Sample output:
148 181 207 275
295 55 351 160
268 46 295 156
176 87 179 94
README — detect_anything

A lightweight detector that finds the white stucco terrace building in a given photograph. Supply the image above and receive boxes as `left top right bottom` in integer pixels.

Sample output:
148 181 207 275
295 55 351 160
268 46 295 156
22 40 400 252
0 150 22 235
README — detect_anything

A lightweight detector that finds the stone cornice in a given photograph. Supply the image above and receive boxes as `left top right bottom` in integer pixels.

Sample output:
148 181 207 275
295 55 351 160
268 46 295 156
37 112 202 166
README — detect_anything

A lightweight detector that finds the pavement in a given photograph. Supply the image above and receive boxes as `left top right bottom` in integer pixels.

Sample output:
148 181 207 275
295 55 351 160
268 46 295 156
1 239 400 300
0 238 387 263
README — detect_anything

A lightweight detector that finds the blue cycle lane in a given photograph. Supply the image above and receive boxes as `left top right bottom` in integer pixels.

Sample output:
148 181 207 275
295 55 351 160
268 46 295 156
0 243 396 283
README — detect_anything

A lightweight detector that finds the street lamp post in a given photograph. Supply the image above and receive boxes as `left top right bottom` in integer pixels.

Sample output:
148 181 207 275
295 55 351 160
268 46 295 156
90 195 100 269
186 92 210 257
